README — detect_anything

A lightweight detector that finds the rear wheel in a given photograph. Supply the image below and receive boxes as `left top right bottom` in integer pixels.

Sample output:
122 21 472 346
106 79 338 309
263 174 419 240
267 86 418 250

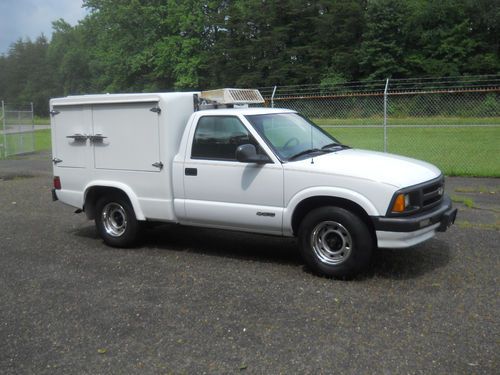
95 194 139 247
298 206 373 278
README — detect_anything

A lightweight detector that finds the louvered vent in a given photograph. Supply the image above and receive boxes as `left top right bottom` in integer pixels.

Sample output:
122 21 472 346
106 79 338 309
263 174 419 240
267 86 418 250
200 88 264 104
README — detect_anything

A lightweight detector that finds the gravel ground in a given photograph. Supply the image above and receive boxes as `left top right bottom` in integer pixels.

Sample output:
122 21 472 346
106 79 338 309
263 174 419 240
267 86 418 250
0 152 498 374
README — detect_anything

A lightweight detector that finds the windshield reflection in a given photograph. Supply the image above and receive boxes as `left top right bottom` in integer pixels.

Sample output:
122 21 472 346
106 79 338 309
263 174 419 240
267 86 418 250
245 113 343 160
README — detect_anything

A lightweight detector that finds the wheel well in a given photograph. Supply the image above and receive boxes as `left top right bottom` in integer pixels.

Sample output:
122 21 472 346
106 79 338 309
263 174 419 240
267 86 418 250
291 196 376 239
84 186 131 220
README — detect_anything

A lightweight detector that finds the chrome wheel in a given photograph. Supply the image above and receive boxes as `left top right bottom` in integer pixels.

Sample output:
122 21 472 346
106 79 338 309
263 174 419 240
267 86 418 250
310 221 352 265
102 202 127 237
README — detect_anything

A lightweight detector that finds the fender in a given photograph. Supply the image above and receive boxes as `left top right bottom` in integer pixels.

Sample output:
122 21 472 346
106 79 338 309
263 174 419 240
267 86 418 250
283 186 380 235
83 180 146 220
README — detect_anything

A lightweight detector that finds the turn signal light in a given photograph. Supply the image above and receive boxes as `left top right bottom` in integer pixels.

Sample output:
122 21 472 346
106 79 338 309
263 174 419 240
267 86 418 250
53 176 61 190
392 193 407 213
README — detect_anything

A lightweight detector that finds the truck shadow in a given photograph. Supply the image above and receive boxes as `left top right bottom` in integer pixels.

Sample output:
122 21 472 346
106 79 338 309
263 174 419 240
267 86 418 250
74 224 451 280
140 224 302 266
142 224 452 280
365 240 451 280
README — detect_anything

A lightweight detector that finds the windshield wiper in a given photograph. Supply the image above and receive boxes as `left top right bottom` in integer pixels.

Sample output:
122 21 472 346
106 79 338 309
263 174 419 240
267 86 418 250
321 142 351 150
288 148 329 160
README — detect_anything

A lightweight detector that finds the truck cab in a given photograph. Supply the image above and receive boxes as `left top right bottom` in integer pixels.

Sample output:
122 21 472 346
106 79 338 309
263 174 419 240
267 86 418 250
50 89 457 278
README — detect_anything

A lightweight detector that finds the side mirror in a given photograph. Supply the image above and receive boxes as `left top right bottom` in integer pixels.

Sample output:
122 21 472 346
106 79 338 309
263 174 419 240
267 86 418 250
236 144 272 164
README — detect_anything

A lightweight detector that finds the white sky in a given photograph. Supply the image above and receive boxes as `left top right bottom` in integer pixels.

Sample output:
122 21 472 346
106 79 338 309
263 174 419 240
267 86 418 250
0 0 88 54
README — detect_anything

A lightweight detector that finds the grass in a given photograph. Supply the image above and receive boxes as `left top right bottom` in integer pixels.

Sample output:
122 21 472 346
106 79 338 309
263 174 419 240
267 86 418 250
0 115 50 126
34 129 51 150
451 195 475 208
454 186 499 194
34 116 50 125
313 116 500 126
456 220 500 231
0 129 51 159
322 125 500 177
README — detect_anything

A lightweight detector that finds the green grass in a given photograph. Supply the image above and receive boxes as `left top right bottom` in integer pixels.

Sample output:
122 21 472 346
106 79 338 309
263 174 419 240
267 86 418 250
454 186 499 194
34 129 51 150
0 115 49 126
322 125 500 177
456 220 500 231
451 195 475 208
313 116 500 126
0 129 51 159
34 116 50 125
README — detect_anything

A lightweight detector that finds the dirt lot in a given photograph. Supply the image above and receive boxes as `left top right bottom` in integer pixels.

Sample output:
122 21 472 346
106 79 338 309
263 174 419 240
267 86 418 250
0 152 498 374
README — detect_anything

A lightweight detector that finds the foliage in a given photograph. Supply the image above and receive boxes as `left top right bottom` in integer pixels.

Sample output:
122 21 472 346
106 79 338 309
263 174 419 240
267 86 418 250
0 0 498 115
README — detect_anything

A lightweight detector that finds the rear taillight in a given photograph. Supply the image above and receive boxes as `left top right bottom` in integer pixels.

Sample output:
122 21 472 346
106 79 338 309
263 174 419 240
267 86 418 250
53 176 61 190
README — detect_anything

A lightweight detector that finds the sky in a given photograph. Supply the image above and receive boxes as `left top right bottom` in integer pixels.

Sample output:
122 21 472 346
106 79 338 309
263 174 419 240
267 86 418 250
0 0 88 54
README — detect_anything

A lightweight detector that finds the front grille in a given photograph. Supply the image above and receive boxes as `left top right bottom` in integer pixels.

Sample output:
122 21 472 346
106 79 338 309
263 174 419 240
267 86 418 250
421 179 444 211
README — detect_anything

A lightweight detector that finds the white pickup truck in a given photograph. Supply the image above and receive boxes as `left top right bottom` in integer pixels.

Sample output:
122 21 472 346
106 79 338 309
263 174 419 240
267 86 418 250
50 88 457 278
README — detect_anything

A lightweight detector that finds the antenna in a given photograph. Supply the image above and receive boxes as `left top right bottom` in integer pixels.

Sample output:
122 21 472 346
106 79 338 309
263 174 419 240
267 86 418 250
310 120 314 164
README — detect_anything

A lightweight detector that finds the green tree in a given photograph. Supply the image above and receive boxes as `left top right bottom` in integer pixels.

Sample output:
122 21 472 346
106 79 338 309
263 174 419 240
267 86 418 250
0 36 55 115
402 0 499 76
316 0 366 81
48 19 92 95
1 0 499 116
356 0 409 80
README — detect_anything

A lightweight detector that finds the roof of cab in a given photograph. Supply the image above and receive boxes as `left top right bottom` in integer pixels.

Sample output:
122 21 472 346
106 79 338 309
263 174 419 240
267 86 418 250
196 107 296 116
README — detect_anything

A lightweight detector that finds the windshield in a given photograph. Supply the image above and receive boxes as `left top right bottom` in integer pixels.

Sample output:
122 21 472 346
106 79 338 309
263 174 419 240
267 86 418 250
245 113 342 160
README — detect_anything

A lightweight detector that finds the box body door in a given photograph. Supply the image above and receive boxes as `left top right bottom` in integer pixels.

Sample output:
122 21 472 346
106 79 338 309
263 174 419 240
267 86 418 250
92 102 161 172
51 105 92 168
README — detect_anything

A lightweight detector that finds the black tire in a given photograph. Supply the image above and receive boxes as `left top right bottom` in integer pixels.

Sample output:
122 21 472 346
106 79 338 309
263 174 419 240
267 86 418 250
298 206 374 278
95 193 139 247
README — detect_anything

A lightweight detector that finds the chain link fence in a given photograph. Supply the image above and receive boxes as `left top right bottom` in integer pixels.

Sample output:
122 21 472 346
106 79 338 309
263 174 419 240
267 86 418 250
259 75 500 177
0 101 36 158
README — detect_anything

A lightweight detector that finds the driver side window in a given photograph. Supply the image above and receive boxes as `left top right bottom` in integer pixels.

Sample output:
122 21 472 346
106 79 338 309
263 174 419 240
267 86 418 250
191 116 258 161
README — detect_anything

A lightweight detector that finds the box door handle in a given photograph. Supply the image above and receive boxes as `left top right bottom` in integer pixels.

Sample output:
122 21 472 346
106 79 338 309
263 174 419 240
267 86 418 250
66 134 88 142
88 134 107 143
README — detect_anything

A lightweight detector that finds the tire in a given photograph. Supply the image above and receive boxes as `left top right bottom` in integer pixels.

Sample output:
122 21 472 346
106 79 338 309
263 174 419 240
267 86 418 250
95 193 139 247
298 206 374 278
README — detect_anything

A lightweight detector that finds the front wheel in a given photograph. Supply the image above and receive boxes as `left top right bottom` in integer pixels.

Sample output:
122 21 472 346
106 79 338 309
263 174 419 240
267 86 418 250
298 206 374 278
95 194 139 247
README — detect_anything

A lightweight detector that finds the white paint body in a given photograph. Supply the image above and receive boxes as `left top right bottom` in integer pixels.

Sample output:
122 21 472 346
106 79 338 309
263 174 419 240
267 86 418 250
50 93 443 248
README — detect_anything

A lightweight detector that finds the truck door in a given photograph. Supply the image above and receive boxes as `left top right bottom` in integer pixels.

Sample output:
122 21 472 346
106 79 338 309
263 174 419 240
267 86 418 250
182 115 284 234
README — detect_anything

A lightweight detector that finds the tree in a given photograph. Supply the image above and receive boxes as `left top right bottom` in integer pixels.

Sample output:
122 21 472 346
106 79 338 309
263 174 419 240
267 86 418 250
0 36 55 115
1 0 499 116
356 0 409 80
48 19 92 95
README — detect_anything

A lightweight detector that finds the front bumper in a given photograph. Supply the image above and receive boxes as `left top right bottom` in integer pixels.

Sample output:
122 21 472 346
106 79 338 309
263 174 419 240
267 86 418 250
372 196 457 233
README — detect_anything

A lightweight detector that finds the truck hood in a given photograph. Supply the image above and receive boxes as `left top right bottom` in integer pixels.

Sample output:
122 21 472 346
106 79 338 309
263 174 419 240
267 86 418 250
285 149 441 189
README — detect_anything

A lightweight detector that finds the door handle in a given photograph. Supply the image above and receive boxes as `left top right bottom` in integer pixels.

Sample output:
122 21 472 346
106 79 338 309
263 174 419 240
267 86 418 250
66 134 88 142
88 134 107 143
185 168 197 176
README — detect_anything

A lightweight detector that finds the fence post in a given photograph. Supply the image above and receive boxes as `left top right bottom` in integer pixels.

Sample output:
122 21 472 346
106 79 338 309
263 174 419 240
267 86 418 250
271 86 277 108
18 107 23 153
31 102 35 152
2 100 6 158
383 78 389 152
